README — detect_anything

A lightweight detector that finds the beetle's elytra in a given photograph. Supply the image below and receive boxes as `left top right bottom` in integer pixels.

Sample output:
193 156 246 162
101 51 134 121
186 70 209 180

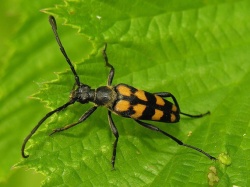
22 16 216 169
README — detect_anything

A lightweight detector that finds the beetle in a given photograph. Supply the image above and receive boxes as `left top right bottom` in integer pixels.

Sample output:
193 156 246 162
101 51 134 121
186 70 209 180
21 15 216 169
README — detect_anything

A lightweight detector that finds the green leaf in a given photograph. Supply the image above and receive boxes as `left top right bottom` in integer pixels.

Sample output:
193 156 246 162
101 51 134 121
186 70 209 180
14 0 250 186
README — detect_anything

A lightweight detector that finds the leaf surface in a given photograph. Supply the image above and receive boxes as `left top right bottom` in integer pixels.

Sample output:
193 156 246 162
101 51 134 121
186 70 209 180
14 0 250 186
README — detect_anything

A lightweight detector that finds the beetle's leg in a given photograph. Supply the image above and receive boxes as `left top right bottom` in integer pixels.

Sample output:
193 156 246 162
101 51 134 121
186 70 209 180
102 44 114 86
134 119 216 160
154 92 210 118
179 111 210 118
107 111 119 169
154 92 180 110
50 106 97 135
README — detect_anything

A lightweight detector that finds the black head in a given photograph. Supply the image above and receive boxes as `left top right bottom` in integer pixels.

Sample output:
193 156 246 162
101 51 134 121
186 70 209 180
70 84 94 104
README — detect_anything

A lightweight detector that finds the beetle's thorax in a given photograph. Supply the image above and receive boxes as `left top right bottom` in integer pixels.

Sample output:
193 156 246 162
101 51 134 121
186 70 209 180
94 86 117 108
70 84 117 108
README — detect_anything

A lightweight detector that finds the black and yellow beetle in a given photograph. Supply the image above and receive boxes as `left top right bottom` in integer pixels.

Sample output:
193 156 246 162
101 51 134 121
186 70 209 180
22 16 216 169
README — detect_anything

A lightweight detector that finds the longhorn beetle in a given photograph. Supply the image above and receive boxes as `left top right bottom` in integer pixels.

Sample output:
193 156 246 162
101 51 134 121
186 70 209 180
22 15 216 169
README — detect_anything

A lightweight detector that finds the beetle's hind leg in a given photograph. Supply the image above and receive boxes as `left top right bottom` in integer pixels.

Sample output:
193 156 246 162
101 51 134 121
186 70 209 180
154 92 210 118
134 119 216 160
180 111 210 118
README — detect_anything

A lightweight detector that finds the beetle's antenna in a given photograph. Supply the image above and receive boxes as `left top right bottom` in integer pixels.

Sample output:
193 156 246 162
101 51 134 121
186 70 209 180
49 16 81 86
22 100 75 158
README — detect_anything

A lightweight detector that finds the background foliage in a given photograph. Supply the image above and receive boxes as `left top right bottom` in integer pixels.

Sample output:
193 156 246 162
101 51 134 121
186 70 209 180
0 0 249 186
